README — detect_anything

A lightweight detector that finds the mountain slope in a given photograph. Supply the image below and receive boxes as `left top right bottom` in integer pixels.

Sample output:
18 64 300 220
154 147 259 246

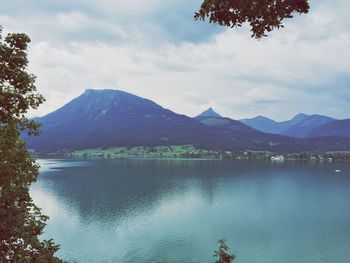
24 90 286 152
284 115 336 138
195 107 222 118
25 89 224 152
195 108 261 134
24 89 350 153
241 113 336 138
240 116 280 134
308 119 350 138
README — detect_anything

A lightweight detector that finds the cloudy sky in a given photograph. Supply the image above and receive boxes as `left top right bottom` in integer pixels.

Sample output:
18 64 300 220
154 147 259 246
1 0 349 121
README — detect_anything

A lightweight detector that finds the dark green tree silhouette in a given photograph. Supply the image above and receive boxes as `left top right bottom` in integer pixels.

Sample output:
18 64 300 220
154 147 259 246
195 0 310 38
0 26 64 262
214 239 236 263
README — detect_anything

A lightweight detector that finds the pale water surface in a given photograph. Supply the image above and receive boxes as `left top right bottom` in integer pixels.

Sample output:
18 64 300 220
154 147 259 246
31 159 350 263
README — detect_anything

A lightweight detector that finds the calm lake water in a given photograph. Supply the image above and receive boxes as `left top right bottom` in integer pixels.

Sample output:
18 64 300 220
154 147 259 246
31 159 350 263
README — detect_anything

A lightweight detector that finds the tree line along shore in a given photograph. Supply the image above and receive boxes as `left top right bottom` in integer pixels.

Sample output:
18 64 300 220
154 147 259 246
35 145 350 161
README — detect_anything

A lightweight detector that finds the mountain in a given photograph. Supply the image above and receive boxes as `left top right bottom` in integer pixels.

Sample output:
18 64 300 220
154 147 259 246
308 119 350 138
193 110 350 152
195 107 222 118
23 90 282 153
240 116 280 134
195 109 260 134
240 113 310 135
25 89 220 152
240 113 336 138
24 89 350 153
284 114 336 138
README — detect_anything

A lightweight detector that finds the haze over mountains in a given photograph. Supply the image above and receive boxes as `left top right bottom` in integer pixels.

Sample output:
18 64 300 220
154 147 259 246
25 89 350 153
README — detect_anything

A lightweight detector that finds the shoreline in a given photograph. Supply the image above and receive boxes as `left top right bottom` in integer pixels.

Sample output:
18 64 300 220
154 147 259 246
35 154 350 163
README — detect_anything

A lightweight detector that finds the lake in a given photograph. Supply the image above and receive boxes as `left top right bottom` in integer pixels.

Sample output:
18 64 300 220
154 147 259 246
31 158 350 263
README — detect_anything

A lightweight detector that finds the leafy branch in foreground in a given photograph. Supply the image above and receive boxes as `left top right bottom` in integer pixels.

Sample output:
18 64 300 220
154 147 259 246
0 26 64 262
214 239 236 263
195 0 310 39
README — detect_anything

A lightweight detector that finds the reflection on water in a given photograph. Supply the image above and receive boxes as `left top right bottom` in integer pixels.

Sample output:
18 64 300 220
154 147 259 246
31 159 350 263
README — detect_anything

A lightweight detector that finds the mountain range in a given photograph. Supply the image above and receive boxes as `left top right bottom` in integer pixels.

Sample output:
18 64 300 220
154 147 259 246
309 119 350 138
24 89 350 153
240 114 349 138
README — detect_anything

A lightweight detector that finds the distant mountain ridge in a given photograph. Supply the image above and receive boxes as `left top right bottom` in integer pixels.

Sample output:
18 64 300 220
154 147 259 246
285 114 338 138
240 113 337 138
240 115 281 134
24 89 350 153
195 108 260 134
309 119 350 138
195 107 222 118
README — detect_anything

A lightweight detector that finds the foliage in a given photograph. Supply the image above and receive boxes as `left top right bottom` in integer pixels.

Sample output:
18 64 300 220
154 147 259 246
195 0 310 38
71 145 219 159
213 239 236 263
0 26 63 262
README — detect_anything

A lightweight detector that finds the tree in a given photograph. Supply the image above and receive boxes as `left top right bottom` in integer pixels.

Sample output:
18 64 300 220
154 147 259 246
0 26 64 262
213 239 235 263
195 0 310 39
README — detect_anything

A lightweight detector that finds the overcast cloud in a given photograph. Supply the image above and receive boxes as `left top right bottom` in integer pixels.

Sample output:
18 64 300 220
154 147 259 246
1 0 349 121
